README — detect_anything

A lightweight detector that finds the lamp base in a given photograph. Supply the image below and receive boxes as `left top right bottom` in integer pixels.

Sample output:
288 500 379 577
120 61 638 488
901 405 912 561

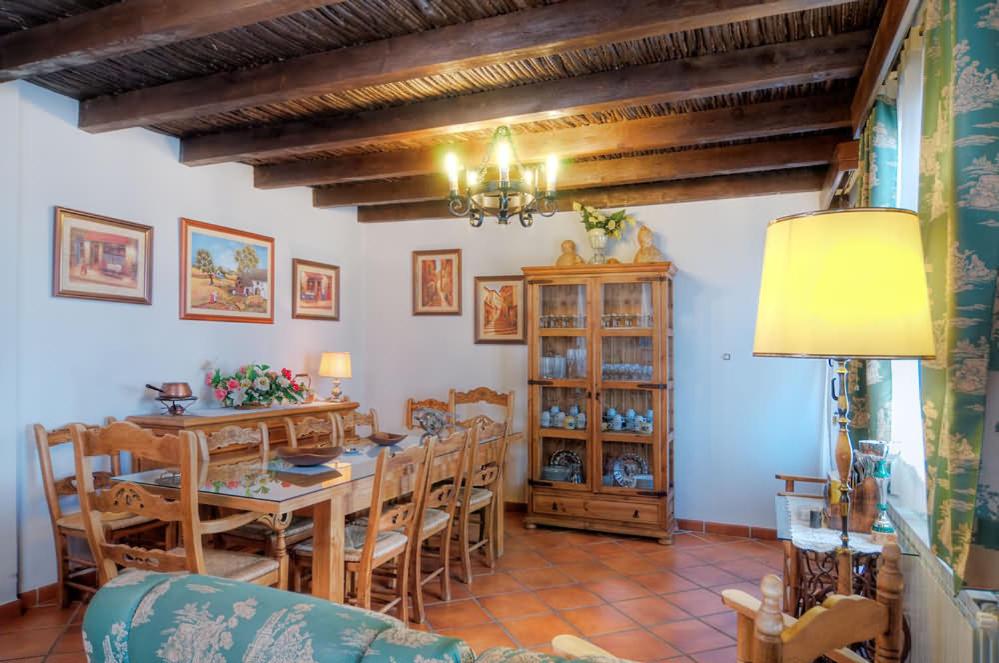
327 379 348 403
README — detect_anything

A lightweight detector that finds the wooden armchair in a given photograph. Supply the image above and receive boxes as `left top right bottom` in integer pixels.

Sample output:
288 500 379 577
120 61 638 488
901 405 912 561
721 544 904 663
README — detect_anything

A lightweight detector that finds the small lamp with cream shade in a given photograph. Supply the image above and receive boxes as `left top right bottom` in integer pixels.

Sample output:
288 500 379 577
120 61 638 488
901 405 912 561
753 208 934 550
319 352 352 402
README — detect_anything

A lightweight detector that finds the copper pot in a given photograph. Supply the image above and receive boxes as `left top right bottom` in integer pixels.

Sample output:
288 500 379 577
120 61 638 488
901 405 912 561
147 382 193 398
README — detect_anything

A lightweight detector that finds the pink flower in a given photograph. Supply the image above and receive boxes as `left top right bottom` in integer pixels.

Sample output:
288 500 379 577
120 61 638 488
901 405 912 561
227 379 239 390
204 373 213 386
214 388 228 400
227 480 240 488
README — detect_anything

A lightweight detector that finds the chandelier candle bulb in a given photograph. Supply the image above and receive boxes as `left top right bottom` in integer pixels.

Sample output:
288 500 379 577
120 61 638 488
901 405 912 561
545 155 558 193
444 152 460 195
497 140 511 184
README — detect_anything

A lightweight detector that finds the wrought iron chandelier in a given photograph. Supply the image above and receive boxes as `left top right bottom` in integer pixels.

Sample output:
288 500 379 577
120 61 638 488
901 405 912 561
444 126 558 228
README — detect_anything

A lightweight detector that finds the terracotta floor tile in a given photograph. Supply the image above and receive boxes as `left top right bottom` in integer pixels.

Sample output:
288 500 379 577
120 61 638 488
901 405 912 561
631 571 699 595
690 646 739 663
685 545 748 564
696 533 745 544
584 577 652 602
46 654 89 663
559 604 637 636
495 550 551 571
643 550 704 570
536 585 603 610
600 554 662 576
0 627 62 659
650 619 734 654
466 572 527 596
617 538 673 555
674 565 742 588
700 612 738 639
586 542 629 559
670 534 713 548
509 567 575 590
713 558 774 582
589 628 680 662
479 592 552 620
502 613 580 647
612 596 691 627
540 546 596 565
51 624 84 653
0 604 79 633
437 623 516 654
713 581 765 600
558 562 620 583
662 589 729 617
423 576 473 603
425 599 493 629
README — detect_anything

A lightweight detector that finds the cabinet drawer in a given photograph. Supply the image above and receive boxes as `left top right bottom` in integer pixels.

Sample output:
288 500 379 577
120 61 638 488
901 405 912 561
532 493 661 525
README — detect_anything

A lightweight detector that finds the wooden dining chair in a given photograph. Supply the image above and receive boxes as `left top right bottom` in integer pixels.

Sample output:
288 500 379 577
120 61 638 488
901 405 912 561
196 422 269 461
71 420 280 587
292 439 434 622
454 414 511 585
411 426 474 623
34 419 165 606
404 396 448 429
336 408 380 441
284 414 341 448
721 544 905 663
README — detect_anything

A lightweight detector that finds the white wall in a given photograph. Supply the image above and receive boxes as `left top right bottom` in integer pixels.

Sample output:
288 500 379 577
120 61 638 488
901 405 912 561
7 82 366 596
362 193 827 529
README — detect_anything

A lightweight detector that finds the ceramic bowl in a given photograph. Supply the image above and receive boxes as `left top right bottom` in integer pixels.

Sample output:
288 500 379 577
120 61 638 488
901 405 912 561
370 432 406 446
276 445 343 466
541 465 572 482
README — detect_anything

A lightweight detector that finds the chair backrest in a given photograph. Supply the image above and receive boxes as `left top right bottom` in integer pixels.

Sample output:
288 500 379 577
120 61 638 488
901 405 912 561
461 417 508 493
70 421 204 584
404 397 448 429
448 387 514 441
414 427 472 536
358 439 435 576
340 408 380 439
196 422 269 462
284 414 340 448
34 418 119 525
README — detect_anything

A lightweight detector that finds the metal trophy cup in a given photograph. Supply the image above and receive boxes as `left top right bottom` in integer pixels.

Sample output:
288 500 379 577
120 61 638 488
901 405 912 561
857 440 898 544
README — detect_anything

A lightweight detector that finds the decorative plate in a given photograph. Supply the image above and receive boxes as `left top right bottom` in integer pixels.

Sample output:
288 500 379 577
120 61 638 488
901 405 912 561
612 453 649 488
550 449 583 483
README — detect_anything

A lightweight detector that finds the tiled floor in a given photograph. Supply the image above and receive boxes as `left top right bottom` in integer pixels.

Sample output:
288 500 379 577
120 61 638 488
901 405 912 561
1 513 783 662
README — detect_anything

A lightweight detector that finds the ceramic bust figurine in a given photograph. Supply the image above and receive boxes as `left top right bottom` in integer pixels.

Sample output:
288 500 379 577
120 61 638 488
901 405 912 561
555 239 585 267
633 224 665 263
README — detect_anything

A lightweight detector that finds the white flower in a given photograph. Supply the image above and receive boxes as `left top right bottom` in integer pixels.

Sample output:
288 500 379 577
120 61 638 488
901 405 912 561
230 389 246 406
240 378 251 388
277 376 290 388
253 377 271 392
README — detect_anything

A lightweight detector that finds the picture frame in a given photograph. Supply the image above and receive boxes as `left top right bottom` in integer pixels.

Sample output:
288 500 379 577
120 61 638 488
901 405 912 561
412 249 462 315
180 218 275 324
292 258 340 321
52 207 154 305
474 275 527 344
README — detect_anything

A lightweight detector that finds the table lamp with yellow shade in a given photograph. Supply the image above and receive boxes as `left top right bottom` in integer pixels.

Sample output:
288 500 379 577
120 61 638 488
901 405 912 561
319 352 352 402
753 208 934 548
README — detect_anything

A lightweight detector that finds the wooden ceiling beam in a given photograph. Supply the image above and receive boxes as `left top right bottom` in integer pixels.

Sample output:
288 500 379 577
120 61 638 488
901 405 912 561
0 0 341 81
255 93 850 189
78 0 856 133
819 140 860 208
849 0 920 135
313 135 841 208
354 168 827 222
183 31 870 166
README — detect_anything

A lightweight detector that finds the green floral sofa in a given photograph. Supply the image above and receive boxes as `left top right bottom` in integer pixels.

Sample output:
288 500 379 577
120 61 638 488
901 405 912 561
82 572 621 663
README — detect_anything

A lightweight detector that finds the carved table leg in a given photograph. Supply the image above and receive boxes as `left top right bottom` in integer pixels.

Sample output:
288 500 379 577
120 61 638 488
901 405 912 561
783 540 799 614
261 513 293 590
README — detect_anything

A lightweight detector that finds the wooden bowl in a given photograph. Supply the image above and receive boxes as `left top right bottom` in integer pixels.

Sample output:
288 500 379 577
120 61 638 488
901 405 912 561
276 445 343 466
370 432 406 446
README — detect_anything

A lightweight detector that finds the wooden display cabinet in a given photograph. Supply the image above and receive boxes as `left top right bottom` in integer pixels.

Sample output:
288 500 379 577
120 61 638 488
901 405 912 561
522 263 676 543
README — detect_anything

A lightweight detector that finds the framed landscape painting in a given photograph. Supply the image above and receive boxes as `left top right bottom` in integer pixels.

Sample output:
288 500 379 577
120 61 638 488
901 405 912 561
474 275 526 344
180 218 274 323
412 249 461 315
53 207 153 305
292 258 340 320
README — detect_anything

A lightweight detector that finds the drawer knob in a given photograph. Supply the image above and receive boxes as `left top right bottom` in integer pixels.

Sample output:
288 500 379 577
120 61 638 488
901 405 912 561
632 509 640 519
552 501 558 512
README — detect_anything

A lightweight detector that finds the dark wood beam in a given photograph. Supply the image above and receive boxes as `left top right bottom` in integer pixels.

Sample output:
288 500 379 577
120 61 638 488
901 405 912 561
78 0 855 133
819 140 860 208
313 135 841 208
255 94 850 189
850 0 920 135
182 31 870 166
354 168 827 222
0 0 341 81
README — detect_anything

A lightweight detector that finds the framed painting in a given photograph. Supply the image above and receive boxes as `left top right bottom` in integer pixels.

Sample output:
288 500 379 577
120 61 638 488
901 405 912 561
180 218 275 324
412 249 462 315
292 258 340 321
53 207 153 305
474 275 527 344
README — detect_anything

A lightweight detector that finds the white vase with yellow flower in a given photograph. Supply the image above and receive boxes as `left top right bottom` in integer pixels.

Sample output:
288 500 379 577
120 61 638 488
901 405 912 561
573 201 636 264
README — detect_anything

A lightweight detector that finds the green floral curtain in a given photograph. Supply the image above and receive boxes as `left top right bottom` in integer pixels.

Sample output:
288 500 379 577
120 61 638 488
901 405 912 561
919 0 999 589
849 95 900 444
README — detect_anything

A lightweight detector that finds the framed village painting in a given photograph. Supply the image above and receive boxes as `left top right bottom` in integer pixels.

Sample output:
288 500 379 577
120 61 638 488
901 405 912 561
180 218 275 324
412 249 461 315
292 258 340 320
53 207 153 305
474 275 527 344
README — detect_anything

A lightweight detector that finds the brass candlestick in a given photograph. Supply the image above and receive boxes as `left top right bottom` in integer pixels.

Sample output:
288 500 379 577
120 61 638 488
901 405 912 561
831 358 853 549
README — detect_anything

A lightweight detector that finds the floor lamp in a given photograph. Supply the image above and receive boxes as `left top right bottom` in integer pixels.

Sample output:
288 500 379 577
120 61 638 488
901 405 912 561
753 208 934 549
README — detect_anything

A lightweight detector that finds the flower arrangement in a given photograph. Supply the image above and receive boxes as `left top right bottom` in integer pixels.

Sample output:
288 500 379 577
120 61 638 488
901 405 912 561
206 363 308 408
573 201 636 239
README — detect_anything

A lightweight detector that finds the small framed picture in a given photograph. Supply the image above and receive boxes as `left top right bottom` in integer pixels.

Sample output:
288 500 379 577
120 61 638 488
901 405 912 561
53 207 153 305
474 275 527 344
292 258 340 321
412 249 462 315
180 218 275 324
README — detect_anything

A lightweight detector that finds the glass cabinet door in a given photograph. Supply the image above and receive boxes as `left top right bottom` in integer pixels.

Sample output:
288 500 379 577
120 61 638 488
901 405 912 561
533 282 589 382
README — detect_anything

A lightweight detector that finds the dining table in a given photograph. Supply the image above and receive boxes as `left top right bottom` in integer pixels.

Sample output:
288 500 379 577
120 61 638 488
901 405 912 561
113 426 521 603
